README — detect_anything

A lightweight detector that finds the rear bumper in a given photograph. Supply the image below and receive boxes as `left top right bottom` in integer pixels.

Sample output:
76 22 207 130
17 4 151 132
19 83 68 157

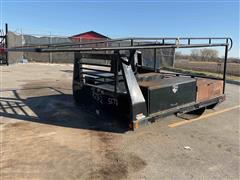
130 95 225 130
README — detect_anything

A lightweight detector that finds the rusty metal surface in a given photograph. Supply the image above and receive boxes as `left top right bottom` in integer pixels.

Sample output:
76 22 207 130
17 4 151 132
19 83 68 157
196 78 223 102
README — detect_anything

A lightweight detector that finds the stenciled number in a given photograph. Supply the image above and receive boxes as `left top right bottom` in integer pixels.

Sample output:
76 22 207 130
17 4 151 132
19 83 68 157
108 97 118 106
92 88 103 104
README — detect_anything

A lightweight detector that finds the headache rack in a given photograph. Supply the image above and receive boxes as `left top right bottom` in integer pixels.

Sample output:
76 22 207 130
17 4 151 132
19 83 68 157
6 33 233 130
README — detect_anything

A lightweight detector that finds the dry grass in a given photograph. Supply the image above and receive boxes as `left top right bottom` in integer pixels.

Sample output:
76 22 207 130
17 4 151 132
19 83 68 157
166 67 240 81
174 60 240 77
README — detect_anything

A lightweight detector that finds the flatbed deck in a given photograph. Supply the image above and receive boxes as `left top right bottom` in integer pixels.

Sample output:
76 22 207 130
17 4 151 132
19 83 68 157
2 35 233 130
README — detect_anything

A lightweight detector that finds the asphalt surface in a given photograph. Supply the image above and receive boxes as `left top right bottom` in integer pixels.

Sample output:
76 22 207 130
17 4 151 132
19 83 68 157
0 63 239 180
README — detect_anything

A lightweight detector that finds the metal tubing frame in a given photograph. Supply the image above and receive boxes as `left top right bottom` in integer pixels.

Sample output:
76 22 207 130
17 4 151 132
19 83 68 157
81 72 115 79
7 36 233 95
153 48 157 72
10 42 230 53
80 67 110 73
5 23 8 65
79 62 111 67
11 37 233 49
114 51 119 93
223 45 228 93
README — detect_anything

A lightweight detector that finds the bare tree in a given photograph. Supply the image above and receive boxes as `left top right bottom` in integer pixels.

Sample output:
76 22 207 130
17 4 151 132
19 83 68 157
175 51 182 59
190 49 200 61
200 49 218 61
190 49 218 61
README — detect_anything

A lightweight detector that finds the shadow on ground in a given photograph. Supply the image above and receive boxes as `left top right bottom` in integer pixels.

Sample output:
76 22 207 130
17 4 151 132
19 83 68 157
61 70 73 73
0 87 129 133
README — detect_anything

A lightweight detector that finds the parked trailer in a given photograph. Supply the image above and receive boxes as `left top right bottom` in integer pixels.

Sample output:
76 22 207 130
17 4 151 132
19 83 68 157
0 24 8 65
3 29 232 130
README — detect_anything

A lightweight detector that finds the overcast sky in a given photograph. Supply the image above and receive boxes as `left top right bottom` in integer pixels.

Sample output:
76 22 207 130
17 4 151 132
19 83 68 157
1 0 239 57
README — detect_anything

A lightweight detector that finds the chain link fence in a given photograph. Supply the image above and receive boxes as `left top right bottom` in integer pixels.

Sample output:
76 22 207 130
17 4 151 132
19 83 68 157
7 31 74 64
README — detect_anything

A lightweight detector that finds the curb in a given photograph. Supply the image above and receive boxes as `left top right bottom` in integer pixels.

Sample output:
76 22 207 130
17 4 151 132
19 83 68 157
226 80 240 86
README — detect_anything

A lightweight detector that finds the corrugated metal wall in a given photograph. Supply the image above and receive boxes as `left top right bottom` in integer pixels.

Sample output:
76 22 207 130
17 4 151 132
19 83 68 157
7 32 175 67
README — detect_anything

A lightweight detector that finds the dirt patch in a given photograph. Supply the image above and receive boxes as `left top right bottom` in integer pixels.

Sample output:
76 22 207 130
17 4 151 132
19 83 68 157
88 132 147 180
4 122 35 133
18 79 71 98
6 122 28 128
92 151 146 180
127 153 147 171
93 158 128 180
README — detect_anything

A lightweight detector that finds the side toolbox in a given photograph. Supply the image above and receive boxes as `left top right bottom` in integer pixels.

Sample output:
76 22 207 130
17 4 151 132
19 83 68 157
139 76 197 115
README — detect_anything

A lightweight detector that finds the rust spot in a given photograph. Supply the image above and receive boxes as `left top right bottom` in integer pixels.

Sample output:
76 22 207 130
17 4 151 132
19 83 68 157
196 78 223 102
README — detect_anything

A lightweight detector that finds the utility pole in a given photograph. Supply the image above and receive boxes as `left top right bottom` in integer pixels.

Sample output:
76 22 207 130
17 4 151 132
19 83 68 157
21 28 24 62
49 32 52 63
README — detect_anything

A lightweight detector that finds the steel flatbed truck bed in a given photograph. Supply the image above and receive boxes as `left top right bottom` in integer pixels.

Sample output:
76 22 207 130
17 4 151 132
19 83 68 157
4 32 233 130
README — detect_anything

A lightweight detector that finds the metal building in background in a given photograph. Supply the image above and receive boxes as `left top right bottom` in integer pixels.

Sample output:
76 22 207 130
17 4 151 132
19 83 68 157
71 31 109 42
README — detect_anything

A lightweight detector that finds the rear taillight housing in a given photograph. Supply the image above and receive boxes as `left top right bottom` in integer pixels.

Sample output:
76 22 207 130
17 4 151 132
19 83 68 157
0 47 6 54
